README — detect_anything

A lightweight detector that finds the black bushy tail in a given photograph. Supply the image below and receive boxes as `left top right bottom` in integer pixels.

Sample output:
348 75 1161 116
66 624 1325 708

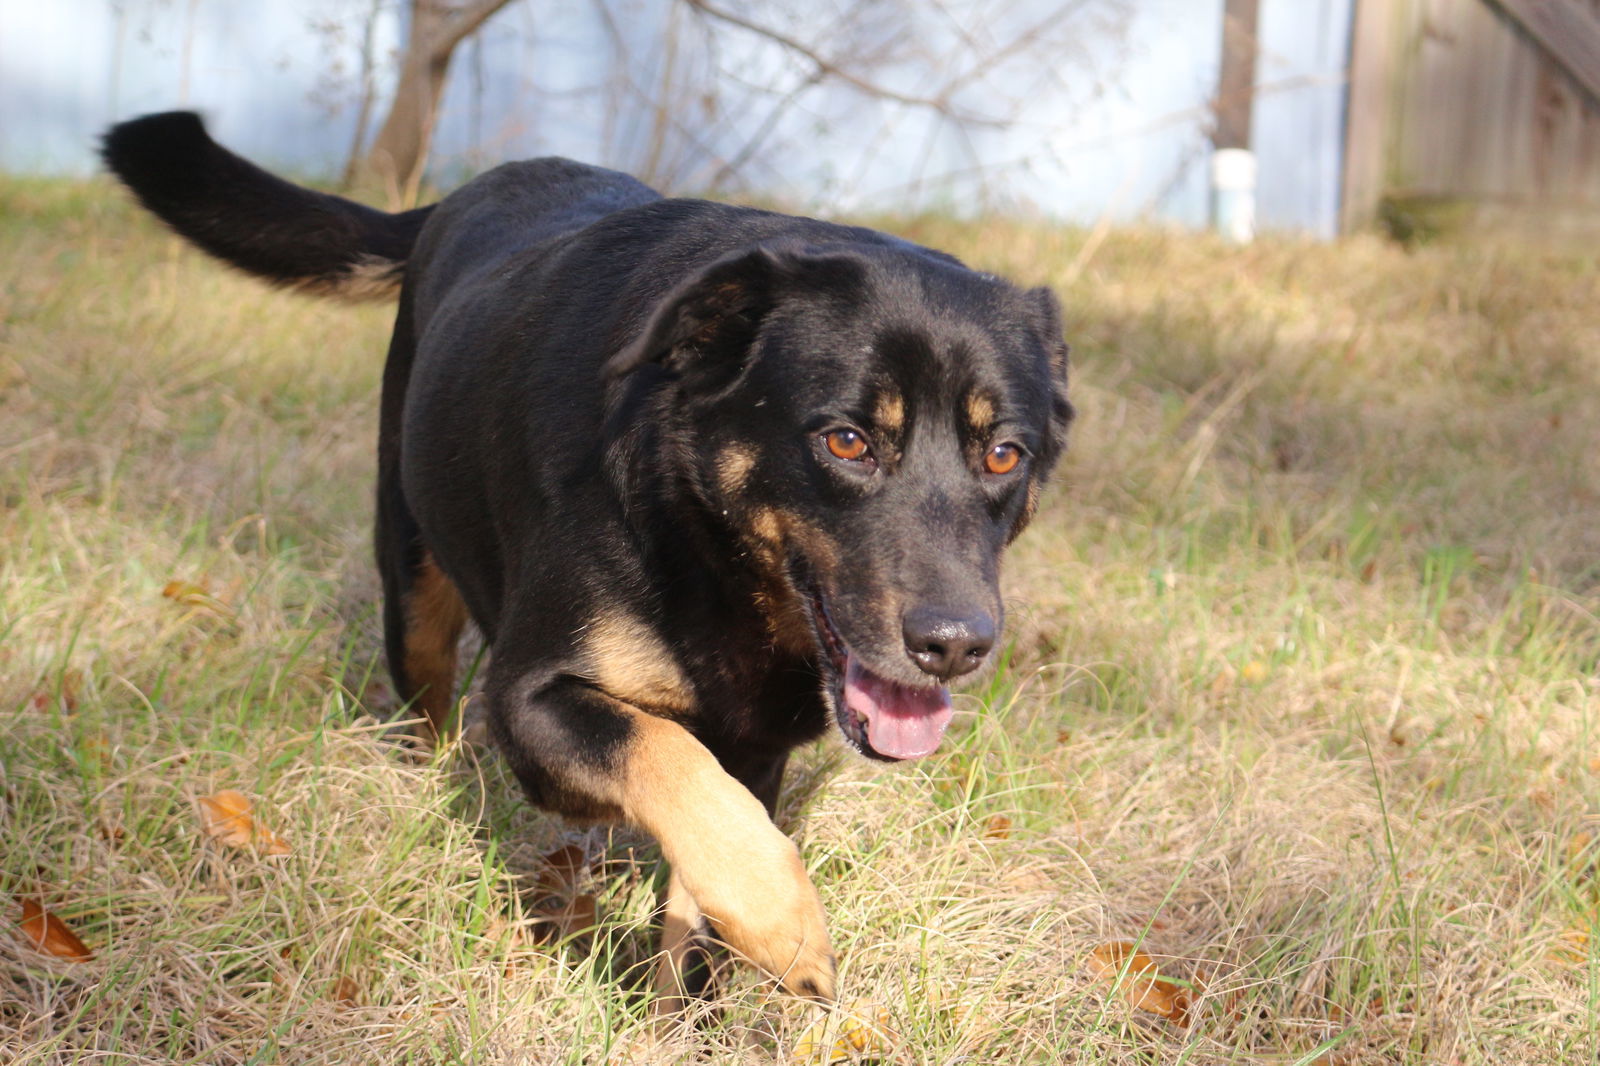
101 111 433 302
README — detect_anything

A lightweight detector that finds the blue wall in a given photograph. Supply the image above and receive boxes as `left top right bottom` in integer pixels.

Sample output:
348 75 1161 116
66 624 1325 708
1 0 1351 236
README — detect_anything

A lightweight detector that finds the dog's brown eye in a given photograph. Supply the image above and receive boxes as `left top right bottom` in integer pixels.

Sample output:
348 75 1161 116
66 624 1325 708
824 429 870 462
984 443 1021 475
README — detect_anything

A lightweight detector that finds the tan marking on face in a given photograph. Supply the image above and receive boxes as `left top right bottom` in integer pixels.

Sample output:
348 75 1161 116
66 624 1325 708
716 445 758 498
965 391 996 436
584 610 694 714
875 392 904 435
752 510 841 656
778 510 839 573
403 553 470 741
1010 479 1043 543
735 507 824 655
750 506 782 546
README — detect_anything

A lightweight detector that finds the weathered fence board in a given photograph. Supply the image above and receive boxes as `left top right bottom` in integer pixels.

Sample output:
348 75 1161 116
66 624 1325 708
1342 0 1600 233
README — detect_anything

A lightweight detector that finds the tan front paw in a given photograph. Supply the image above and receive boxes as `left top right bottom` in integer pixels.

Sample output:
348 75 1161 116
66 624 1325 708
687 835 835 1001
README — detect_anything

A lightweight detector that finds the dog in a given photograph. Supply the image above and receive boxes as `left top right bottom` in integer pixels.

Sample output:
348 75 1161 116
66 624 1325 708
102 111 1073 1005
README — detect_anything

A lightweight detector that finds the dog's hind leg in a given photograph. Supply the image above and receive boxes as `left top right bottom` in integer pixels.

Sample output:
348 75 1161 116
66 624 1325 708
377 463 468 740
396 549 469 740
375 284 469 742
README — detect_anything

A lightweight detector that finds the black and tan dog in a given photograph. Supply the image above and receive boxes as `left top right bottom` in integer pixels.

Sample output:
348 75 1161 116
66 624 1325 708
102 112 1073 1004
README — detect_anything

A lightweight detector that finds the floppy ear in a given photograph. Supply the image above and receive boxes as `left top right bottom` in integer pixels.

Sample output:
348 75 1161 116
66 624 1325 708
1025 285 1075 451
603 246 784 380
1006 287 1075 544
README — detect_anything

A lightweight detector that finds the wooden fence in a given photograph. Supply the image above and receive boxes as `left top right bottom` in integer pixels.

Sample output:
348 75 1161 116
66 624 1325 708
1341 0 1600 235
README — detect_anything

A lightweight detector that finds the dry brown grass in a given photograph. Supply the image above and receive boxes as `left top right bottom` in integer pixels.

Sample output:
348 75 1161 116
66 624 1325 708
3 175 1599 1063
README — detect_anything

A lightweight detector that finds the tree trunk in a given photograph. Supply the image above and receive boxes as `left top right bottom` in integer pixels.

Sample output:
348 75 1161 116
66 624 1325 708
358 0 514 205
1213 0 1259 150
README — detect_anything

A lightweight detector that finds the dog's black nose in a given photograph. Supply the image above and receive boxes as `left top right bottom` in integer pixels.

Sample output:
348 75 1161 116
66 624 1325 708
902 607 995 680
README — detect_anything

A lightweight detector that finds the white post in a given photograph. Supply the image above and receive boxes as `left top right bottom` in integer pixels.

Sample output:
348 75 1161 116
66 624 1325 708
1210 148 1258 244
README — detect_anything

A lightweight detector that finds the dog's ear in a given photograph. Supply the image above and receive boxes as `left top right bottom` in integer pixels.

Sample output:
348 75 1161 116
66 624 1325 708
604 243 867 381
604 246 784 380
1008 286 1074 543
1024 285 1074 452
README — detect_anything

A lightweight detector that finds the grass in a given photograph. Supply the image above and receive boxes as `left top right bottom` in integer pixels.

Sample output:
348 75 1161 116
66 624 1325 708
2 173 1598 1064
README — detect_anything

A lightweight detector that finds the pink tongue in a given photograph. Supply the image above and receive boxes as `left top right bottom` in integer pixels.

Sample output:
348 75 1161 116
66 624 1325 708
843 654 953 760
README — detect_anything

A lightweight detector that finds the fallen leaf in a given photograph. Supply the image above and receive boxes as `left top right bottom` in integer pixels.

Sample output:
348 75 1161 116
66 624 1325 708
15 898 94 961
532 893 598 944
982 815 1013 840
162 579 233 617
328 975 360 1006
196 790 291 855
1088 940 1190 1026
1546 926 1590 965
535 843 589 896
30 668 84 712
791 1000 897 1064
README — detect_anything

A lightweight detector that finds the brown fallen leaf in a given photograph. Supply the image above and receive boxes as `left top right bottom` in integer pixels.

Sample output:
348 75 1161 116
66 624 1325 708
791 1000 897 1064
535 843 589 897
1088 940 1190 1026
15 898 94 961
982 815 1013 840
1546 925 1591 965
162 579 233 618
30 668 84 712
196 790 291 855
328 975 360 1006
533 893 598 943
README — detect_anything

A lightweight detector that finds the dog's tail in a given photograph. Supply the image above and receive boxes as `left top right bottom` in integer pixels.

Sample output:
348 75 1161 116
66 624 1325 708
101 111 432 302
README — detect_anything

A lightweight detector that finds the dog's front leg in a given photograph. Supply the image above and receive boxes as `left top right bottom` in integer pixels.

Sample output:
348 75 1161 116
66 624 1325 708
495 681 835 1001
651 751 792 1017
650 868 713 1017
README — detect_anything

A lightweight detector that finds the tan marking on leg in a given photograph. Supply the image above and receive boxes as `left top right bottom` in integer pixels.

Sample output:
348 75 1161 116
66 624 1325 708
570 707 835 1000
583 611 694 714
716 445 758 498
404 553 469 741
874 391 904 436
651 868 709 1017
965 391 996 437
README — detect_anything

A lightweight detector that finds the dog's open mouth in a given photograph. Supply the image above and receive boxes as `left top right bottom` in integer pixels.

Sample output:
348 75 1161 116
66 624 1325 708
806 585 953 761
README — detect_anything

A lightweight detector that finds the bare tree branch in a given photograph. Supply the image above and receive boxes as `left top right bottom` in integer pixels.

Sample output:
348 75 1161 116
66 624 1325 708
680 0 1006 128
435 0 516 58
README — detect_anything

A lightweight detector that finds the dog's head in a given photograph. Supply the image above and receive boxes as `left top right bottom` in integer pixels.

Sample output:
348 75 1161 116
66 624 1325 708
608 241 1072 760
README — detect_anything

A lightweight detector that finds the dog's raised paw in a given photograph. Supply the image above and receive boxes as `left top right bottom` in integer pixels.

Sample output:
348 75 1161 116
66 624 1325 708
684 830 836 1001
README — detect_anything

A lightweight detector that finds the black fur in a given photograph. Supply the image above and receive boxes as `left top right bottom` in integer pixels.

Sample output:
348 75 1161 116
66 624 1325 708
101 112 430 299
102 110 1073 998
